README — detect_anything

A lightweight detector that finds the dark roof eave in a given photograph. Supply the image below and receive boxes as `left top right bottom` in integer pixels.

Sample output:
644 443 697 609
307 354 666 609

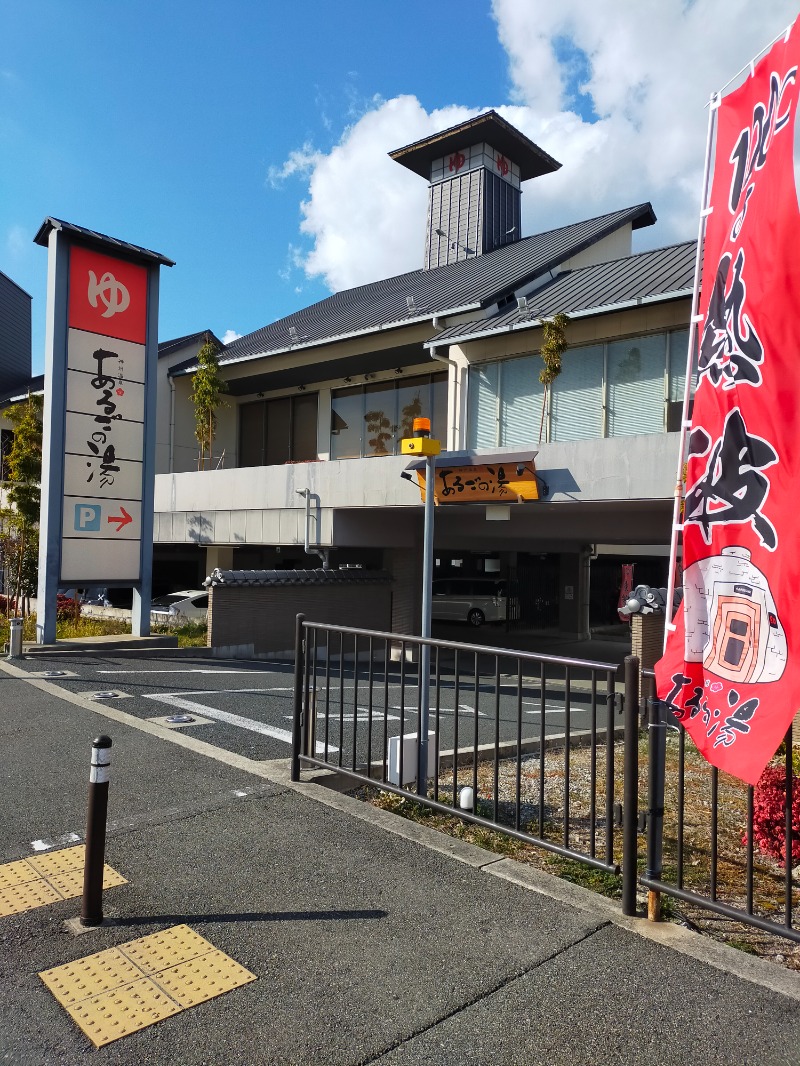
425 288 694 349
33 217 175 267
389 110 562 181
169 304 482 376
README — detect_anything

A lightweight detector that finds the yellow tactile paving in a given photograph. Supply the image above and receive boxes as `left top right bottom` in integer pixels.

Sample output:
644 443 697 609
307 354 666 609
40 925 257 1047
47 866 128 899
0 859 42 890
40 948 145 1006
0 880 63 915
0 846 127 917
61 979 180 1046
156 950 260 1009
120 923 211 975
27 846 86 877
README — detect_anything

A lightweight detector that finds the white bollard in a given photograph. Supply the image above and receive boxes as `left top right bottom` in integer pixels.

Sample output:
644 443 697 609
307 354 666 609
8 617 23 659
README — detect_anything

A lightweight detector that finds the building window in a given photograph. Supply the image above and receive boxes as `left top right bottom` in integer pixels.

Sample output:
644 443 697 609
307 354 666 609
467 328 690 448
238 393 318 468
330 373 447 459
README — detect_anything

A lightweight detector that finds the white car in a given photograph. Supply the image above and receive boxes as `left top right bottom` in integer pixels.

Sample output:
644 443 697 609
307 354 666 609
150 590 209 625
431 578 508 627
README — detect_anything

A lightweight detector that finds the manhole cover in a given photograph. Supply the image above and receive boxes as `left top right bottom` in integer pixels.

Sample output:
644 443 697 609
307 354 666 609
42 671 67 678
166 714 195 724
91 692 120 700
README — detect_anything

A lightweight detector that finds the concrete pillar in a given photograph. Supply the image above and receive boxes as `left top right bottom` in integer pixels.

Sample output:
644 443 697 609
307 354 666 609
205 545 234 577
630 612 666 685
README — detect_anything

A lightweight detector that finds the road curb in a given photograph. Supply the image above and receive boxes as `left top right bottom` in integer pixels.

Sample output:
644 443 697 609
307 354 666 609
4 655 799 1005
280 767 800 1003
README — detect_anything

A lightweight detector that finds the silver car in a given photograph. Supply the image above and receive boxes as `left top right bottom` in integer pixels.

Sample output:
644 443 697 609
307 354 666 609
150 590 209 625
431 578 508 627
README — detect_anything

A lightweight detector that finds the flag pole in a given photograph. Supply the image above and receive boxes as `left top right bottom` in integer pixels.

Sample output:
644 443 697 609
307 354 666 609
662 91 719 653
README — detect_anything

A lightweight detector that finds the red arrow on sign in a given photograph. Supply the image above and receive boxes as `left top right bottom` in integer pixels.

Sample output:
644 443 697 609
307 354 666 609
107 506 133 532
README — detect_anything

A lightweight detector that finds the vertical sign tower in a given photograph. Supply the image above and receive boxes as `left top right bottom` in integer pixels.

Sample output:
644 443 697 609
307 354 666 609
34 219 174 643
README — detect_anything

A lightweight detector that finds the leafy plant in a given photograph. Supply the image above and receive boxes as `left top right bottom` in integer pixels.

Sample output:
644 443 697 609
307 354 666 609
537 313 569 444
0 394 43 613
743 764 800 867
190 335 228 469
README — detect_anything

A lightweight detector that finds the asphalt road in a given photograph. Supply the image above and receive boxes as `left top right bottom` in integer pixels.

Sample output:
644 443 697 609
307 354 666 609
4 649 623 772
3 648 800 1066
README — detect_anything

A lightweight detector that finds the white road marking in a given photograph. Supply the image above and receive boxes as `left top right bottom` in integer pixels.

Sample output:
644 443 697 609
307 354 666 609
30 832 81 852
143 693 337 753
95 669 276 675
457 703 489 718
283 712 400 723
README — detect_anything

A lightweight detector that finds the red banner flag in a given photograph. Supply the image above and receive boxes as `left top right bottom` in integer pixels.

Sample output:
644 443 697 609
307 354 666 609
656 20 800 786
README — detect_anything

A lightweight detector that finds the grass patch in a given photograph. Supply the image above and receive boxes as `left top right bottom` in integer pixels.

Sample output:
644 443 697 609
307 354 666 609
0 613 207 647
543 855 622 899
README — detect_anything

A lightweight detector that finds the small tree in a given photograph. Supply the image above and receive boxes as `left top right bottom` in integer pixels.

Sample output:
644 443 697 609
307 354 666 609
538 313 569 445
0 394 43 614
190 335 228 469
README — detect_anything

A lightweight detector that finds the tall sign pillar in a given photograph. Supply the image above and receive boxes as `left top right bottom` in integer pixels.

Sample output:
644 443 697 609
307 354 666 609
34 219 174 643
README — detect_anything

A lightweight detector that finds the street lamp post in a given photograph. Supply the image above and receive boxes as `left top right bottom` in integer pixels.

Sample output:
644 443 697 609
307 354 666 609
400 418 441 795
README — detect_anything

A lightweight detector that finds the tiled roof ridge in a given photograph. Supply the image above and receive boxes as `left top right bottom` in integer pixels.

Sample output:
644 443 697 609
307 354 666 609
205 567 393 587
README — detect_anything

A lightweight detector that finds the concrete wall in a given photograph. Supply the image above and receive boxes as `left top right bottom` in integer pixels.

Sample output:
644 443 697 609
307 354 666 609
208 581 391 658
153 455 421 547
560 225 632 272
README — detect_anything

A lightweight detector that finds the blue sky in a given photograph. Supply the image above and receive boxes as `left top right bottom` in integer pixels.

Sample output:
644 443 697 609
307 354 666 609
3 0 798 374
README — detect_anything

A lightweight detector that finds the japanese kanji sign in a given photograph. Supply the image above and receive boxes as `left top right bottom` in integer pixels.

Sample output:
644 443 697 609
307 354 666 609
415 461 539 504
61 245 149 581
656 19 800 785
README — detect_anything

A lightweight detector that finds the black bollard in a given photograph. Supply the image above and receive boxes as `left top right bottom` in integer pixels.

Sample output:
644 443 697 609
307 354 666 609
80 735 112 927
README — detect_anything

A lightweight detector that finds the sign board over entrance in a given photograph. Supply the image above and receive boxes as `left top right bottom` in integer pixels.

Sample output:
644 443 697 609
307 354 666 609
406 456 539 504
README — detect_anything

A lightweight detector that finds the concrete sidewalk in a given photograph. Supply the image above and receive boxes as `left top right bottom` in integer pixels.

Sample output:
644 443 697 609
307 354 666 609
2 662 799 1065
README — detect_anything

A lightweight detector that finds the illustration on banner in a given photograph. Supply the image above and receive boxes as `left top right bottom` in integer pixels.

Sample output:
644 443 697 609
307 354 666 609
682 545 786 685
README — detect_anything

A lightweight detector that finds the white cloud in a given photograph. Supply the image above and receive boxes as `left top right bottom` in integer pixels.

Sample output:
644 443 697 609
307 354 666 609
275 0 799 293
221 329 242 345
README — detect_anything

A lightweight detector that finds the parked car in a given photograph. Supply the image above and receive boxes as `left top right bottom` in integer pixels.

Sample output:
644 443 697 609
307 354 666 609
150 590 209 625
59 587 111 606
431 578 508 627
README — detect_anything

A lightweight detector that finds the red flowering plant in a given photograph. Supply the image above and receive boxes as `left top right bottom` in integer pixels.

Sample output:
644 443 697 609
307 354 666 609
743 761 800 868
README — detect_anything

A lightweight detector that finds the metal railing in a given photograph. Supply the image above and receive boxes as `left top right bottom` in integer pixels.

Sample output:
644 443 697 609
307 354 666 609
639 670 799 944
291 615 643 913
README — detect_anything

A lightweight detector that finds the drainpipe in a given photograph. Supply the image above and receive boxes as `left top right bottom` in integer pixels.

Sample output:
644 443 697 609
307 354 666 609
429 345 459 451
580 544 597 639
168 375 176 473
296 489 329 569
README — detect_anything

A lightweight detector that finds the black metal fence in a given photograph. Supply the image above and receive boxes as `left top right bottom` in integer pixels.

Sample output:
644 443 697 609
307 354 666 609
291 615 643 913
639 670 799 944
291 616 800 943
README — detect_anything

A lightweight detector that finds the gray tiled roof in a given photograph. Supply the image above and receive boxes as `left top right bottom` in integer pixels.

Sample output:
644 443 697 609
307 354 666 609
159 330 222 359
426 240 696 347
216 203 656 369
33 217 175 266
205 568 392 587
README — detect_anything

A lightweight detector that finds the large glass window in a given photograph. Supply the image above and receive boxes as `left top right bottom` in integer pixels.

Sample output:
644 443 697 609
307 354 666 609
238 393 319 467
467 327 688 448
607 334 666 437
500 355 544 447
331 374 447 458
467 363 499 450
550 345 604 442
